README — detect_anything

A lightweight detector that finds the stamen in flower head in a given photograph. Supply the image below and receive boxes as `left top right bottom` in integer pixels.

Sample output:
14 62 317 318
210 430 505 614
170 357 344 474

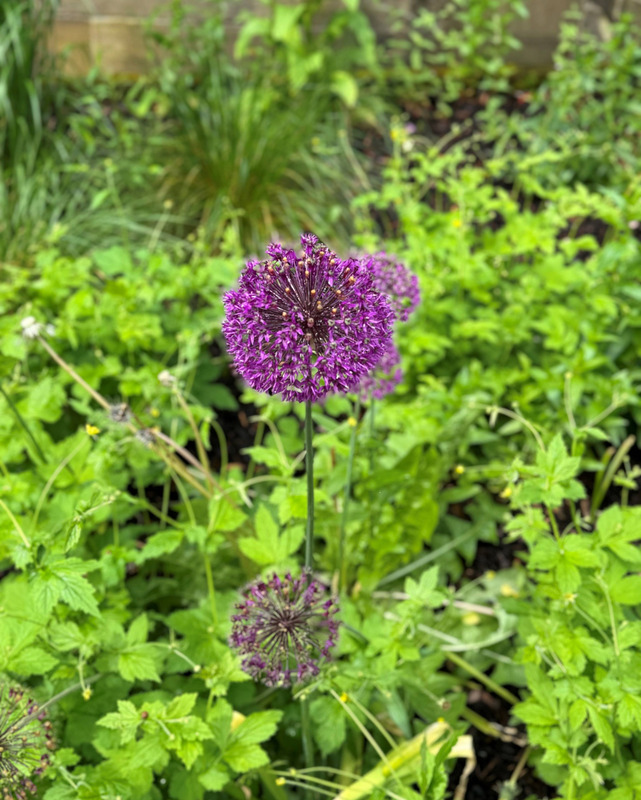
229 571 339 688
0 685 55 800
222 234 394 402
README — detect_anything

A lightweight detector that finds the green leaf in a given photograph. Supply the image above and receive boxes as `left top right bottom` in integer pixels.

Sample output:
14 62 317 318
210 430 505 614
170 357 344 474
610 576 641 605
126 614 149 646
7 646 57 676
199 764 230 791
166 693 197 719
118 645 161 682
587 706 614 751
98 700 142 743
239 504 303 567
33 558 100 616
233 710 282 745
331 70 359 107
513 699 557 727
223 741 270 772
310 696 346 756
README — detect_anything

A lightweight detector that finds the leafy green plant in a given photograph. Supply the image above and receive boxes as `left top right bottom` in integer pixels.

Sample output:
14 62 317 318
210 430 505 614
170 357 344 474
499 434 641 798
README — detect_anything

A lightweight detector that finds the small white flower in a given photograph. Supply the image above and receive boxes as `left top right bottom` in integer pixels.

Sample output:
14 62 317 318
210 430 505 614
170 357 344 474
20 316 44 339
158 370 176 388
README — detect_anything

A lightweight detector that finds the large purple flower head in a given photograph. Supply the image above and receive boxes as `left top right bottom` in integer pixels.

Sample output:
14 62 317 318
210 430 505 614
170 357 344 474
368 252 420 323
230 571 339 687
222 234 394 402
0 685 54 799
351 339 403 401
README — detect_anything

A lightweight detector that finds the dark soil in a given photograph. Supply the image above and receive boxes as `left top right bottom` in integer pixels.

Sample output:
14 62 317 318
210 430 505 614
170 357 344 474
448 687 553 799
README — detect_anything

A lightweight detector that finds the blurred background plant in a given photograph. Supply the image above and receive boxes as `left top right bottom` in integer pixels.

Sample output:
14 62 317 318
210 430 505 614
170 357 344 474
2 1 641 798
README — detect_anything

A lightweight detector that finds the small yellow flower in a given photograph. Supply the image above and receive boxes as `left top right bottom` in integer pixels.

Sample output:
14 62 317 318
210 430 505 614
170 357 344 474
500 486 513 499
454 464 465 475
500 583 520 598
347 416 357 427
150 407 160 418
163 199 174 211
485 570 496 580
339 692 349 703
563 592 577 605
85 424 100 437
82 687 92 701
231 711 246 731
437 716 445 724
462 612 481 626
275 778 286 786
390 128 399 141
452 218 463 228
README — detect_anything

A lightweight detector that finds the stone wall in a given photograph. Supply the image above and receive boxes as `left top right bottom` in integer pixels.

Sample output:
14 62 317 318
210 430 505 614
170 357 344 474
49 0 641 76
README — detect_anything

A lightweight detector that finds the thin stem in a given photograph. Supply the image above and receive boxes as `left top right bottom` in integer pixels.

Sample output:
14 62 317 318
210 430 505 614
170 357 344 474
0 384 47 464
13 676 101 733
446 650 519 706
209 418 229 481
305 400 314 571
378 529 475 587
174 389 213 483
203 552 218 631
300 698 314 787
38 337 111 412
245 419 265 482
338 401 360 591
0 499 30 549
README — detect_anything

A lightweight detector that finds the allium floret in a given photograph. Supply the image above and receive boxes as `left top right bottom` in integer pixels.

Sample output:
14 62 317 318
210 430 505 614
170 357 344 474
230 571 339 688
0 685 54 800
222 234 395 402
351 339 403 401
368 253 420 322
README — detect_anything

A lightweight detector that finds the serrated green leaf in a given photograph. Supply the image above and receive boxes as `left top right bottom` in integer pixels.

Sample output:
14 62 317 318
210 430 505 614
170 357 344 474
198 764 229 791
118 645 161 682
223 741 269 772
233 710 282 745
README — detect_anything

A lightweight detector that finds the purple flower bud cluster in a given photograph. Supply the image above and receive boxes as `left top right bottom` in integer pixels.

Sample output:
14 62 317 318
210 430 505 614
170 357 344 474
352 340 403 401
230 571 339 687
350 253 420 400
222 234 395 403
369 253 420 323
0 686 54 800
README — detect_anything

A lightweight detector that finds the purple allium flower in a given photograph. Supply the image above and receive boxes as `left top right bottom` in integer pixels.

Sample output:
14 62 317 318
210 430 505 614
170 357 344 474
351 339 403 401
222 234 395 402
0 685 54 799
230 571 339 687
368 253 420 323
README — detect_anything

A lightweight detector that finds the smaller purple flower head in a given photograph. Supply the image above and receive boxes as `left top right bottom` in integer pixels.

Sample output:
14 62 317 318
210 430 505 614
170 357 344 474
351 339 403 401
367 253 420 323
222 234 394 402
230 571 339 688
0 685 55 800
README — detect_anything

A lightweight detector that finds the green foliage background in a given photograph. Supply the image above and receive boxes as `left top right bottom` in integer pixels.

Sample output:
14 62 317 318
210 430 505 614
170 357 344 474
1 2 641 799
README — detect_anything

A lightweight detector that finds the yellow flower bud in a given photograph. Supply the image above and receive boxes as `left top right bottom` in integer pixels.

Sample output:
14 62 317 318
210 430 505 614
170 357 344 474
454 464 465 475
339 692 349 703
82 688 92 701
85 424 100 436
275 778 286 786
500 583 520 598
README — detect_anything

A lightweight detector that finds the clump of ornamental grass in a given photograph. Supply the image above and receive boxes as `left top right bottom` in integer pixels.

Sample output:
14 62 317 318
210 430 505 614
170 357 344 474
230 571 339 687
222 233 394 402
0 685 54 800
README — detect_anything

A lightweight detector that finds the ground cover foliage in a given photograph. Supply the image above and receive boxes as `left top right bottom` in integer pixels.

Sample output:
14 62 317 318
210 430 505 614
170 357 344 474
1 1 641 798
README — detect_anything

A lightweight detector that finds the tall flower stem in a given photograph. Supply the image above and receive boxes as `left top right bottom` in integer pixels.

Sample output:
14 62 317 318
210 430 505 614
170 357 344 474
305 400 314 570
338 400 360 591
